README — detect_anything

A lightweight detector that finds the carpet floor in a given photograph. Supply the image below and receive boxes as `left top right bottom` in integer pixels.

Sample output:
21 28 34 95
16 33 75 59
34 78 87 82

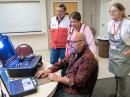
92 77 130 97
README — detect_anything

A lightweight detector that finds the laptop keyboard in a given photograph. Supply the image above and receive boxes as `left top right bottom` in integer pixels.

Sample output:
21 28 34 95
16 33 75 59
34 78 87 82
10 80 24 94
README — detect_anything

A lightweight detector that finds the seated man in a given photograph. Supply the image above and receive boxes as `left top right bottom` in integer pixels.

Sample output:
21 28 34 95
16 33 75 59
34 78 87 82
35 32 98 97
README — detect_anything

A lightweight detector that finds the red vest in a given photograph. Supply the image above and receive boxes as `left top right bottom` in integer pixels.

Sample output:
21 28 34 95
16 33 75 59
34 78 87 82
50 15 69 48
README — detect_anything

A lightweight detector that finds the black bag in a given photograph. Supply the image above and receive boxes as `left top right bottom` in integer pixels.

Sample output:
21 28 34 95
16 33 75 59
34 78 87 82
6 55 43 77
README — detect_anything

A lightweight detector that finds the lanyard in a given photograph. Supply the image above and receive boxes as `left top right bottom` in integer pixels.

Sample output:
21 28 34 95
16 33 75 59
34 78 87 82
112 21 122 38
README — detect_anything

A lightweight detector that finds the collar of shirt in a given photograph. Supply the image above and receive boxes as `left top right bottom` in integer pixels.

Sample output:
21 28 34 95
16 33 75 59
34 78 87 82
56 15 65 24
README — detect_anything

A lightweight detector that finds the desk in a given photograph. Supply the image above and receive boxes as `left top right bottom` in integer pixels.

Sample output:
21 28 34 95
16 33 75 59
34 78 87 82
0 61 58 97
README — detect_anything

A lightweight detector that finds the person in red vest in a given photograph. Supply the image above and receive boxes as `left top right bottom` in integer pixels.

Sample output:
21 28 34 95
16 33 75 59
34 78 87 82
49 4 70 69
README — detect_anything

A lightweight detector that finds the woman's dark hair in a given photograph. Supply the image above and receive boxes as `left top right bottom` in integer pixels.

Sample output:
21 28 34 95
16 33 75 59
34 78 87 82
111 3 126 18
69 12 81 21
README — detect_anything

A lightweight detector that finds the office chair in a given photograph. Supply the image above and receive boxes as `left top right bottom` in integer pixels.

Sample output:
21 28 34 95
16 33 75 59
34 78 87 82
16 44 33 56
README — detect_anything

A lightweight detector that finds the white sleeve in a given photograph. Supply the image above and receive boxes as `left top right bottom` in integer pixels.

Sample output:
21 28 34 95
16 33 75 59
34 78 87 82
121 19 130 45
127 20 130 34
107 20 113 33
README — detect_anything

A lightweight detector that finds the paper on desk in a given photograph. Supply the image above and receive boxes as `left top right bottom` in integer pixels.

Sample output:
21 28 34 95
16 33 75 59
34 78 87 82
22 78 34 91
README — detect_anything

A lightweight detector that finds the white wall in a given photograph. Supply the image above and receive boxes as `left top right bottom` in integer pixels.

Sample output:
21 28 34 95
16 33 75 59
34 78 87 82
9 34 48 52
0 0 49 52
82 0 101 36
82 0 95 26
95 0 101 36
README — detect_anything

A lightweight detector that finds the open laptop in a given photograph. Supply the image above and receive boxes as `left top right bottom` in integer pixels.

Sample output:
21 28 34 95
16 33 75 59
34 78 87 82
0 66 37 97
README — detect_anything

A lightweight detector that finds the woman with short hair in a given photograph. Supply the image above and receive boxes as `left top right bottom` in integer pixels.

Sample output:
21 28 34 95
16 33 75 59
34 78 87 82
66 12 97 58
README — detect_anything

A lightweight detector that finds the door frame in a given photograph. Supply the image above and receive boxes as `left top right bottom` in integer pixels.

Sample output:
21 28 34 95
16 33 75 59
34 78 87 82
100 0 112 36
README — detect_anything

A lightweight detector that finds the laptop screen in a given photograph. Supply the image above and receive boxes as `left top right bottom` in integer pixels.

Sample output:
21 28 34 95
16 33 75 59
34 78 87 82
0 35 16 66
0 66 11 93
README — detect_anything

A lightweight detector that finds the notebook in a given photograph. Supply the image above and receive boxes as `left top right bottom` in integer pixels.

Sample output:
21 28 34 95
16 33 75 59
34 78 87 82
0 66 37 97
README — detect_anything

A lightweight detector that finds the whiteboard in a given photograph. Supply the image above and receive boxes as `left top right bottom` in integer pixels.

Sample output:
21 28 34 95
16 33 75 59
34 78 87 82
0 2 42 33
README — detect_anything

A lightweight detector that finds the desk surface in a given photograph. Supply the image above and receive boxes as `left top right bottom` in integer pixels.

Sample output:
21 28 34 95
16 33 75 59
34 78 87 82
0 61 58 97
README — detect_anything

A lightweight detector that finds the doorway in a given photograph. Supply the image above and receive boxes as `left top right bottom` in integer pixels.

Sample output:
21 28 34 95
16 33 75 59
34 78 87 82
100 0 112 36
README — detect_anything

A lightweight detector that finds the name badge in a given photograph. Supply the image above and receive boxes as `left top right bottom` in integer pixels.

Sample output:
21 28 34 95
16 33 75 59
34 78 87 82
110 45 117 50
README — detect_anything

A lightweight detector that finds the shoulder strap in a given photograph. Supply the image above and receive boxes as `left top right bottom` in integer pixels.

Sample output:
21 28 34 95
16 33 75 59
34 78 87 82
69 27 74 35
82 24 87 32
80 24 86 33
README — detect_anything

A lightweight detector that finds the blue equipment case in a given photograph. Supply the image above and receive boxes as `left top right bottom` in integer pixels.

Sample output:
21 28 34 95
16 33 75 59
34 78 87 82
0 34 42 77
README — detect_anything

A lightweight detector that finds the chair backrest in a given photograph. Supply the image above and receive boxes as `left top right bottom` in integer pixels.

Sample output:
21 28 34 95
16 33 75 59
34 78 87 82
88 64 99 97
16 44 33 56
